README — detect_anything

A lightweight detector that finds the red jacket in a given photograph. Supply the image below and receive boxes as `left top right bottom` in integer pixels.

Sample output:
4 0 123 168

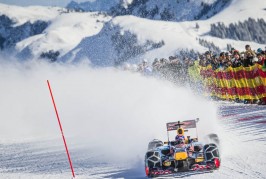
257 57 265 66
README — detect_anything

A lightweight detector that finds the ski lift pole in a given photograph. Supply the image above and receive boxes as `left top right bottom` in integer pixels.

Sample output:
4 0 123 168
47 80 75 179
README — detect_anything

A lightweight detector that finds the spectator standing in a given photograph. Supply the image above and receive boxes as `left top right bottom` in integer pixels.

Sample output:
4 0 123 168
231 50 243 68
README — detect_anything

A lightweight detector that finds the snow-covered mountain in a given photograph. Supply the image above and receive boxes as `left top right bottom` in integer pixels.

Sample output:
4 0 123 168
67 0 231 22
61 15 205 65
16 12 111 60
0 0 265 65
0 4 61 50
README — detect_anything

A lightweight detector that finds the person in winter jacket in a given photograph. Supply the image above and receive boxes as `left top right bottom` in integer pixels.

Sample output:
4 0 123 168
256 53 265 66
225 52 232 61
231 50 243 68
243 51 255 67
204 51 212 66
244 44 256 58
217 52 231 70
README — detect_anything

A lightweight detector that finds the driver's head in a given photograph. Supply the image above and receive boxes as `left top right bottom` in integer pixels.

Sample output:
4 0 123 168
177 128 184 135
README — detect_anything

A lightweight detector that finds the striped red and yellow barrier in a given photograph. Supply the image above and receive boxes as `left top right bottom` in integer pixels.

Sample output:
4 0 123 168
200 64 266 100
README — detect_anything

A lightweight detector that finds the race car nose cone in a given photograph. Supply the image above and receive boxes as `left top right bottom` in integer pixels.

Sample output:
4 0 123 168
214 158 220 168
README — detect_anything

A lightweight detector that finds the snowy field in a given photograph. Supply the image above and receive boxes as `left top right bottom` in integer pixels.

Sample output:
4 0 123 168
0 100 265 179
0 61 265 179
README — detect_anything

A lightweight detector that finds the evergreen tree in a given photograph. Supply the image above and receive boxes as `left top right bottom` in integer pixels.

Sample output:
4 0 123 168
210 18 266 44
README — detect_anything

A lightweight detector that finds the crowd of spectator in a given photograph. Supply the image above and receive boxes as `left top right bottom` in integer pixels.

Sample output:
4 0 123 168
128 56 195 85
129 45 266 76
122 45 266 105
198 45 266 105
199 45 266 69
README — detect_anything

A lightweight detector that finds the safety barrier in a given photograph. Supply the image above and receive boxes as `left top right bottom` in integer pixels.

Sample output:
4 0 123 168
198 64 266 100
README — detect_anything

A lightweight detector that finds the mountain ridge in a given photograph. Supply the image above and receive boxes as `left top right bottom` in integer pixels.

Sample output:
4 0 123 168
0 0 265 65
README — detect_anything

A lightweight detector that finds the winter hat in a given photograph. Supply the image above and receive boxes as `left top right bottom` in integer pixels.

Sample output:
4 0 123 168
169 56 175 60
199 55 204 60
233 50 240 56
257 48 263 53
257 53 263 57
225 52 231 56
205 51 211 55
220 52 225 57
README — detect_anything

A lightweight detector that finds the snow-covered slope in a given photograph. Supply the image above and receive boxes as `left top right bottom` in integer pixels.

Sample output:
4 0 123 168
62 15 206 65
0 18 49 50
67 0 231 22
16 12 111 58
0 3 62 50
0 3 61 26
186 0 266 50
210 0 266 25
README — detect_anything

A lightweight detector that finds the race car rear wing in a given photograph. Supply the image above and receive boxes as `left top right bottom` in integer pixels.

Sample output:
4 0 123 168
166 118 199 142
166 119 198 131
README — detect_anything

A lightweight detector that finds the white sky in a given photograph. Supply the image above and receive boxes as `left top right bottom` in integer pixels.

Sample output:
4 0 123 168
0 0 94 7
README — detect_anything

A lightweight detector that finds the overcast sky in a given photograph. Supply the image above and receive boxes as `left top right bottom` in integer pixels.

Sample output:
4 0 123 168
0 0 93 7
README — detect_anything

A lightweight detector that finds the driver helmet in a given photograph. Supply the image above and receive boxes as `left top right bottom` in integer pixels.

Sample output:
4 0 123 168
177 128 184 135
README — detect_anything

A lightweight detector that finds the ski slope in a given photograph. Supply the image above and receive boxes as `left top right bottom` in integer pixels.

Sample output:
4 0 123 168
0 98 265 179
0 61 265 179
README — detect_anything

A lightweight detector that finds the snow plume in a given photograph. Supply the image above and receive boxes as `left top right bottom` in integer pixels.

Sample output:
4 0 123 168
0 59 219 163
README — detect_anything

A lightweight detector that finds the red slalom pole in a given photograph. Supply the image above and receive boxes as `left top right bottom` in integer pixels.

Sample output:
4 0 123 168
47 80 75 179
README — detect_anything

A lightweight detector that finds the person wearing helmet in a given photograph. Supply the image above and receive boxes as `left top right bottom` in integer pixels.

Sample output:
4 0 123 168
175 128 185 142
174 128 186 149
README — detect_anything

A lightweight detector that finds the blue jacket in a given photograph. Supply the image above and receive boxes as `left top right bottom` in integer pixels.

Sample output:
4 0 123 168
175 135 185 141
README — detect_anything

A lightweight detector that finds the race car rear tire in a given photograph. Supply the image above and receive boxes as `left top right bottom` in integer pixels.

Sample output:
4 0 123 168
203 144 221 169
148 140 163 150
203 143 220 166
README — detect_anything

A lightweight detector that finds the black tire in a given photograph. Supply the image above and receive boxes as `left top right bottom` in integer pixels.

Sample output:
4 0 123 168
203 143 220 162
148 140 163 150
145 151 161 168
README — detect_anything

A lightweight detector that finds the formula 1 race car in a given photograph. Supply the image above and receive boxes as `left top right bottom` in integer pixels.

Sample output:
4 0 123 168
145 119 220 177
